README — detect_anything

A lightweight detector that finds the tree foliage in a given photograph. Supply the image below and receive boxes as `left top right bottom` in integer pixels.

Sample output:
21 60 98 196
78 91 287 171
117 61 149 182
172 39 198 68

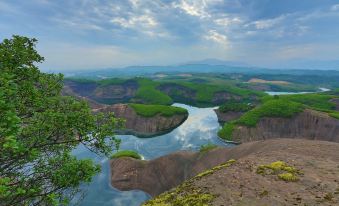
0 36 123 205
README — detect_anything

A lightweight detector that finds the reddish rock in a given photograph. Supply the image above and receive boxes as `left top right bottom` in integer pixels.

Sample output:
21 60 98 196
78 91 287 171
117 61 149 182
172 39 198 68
214 109 243 123
111 139 339 205
330 98 339 111
95 104 188 137
212 92 242 104
231 109 339 143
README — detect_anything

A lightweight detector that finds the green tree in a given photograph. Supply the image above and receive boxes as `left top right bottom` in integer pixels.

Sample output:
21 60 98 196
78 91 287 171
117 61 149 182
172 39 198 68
0 36 123 205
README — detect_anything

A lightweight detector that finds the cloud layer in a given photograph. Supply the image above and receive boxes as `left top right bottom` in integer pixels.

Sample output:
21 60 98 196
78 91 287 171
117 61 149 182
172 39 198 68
1 0 339 70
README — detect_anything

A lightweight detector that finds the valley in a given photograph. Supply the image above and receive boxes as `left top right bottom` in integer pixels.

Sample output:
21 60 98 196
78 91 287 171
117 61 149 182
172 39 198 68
64 72 339 205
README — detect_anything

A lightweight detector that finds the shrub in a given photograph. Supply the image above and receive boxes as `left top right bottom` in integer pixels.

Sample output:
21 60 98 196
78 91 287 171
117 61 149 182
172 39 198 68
110 150 141 159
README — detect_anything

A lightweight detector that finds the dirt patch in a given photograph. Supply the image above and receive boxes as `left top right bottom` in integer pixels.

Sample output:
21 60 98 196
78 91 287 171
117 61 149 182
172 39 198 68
248 78 290 85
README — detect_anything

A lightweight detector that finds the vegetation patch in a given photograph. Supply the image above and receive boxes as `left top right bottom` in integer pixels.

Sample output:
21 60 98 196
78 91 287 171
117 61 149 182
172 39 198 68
236 99 304 127
199 143 218 154
329 112 339 120
218 99 305 141
159 79 265 106
111 150 141 159
196 159 236 178
143 159 236 206
129 103 188 117
256 161 301 182
217 123 235 141
219 101 254 113
135 78 173 105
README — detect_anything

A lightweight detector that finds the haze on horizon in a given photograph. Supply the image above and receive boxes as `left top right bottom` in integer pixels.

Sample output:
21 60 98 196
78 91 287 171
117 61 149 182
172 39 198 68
1 0 339 71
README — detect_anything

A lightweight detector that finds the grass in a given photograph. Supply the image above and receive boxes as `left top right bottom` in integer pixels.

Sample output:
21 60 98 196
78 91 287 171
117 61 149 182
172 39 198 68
218 99 305 140
278 94 335 111
129 103 188 117
176 81 264 104
111 150 141 159
98 78 128 86
135 78 173 105
330 112 339 119
218 123 235 141
236 99 304 127
67 76 266 107
199 143 218 153
219 101 254 113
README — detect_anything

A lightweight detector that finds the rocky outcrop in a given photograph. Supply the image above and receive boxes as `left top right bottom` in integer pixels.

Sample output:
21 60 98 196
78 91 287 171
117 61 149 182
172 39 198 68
111 139 339 205
62 85 105 109
142 139 339 205
214 109 243 123
93 80 138 103
330 98 339 111
231 109 339 143
157 83 196 104
95 104 188 137
212 91 242 104
64 80 138 104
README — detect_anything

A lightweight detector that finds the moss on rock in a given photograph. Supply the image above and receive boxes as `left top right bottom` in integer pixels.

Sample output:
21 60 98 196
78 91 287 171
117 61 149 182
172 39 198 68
143 159 236 206
256 161 301 182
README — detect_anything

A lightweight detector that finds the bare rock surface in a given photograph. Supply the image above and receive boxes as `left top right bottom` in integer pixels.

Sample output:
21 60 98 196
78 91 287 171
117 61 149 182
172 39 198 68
191 139 339 206
214 109 243 123
331 98 339 111
95 104 188 137
111 139 339 205
232 109 339 143
212 92 241 104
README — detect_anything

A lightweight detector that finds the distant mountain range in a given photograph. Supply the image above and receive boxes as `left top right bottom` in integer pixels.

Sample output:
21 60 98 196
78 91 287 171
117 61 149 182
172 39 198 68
181 58 250 67
61 58 339 79
271 60 339 70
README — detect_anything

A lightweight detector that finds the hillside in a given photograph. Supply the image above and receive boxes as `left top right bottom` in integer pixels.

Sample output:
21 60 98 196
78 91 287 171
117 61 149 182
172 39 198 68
143 139 339 205
94 104 188 137
110 139 339 205
218 93 339 142
63 77 266 107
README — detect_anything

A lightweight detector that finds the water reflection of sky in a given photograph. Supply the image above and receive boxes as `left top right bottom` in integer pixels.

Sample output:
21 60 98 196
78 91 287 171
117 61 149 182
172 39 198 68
265 88 330 96
74 103 232 206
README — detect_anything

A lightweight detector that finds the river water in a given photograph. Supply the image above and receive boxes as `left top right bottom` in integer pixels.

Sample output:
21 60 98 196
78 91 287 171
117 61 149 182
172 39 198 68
73 103 231 206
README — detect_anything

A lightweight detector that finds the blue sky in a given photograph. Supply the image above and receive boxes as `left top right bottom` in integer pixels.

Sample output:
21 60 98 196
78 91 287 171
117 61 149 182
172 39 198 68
1 0 339 71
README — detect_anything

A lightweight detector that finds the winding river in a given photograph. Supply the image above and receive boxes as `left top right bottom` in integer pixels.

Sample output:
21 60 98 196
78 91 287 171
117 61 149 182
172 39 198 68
73 103 232 206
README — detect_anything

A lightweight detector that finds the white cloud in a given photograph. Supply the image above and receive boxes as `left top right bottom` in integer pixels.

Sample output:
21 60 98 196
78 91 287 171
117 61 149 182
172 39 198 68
331 4 339 11
110 15 157 29
214 16 243 26
53 19 104 31
172 0 222 18
204 30 228 45
252 15 285 29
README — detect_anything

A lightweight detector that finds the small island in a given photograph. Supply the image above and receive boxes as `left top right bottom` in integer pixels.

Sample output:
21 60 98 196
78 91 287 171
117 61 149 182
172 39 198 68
95 103 188 137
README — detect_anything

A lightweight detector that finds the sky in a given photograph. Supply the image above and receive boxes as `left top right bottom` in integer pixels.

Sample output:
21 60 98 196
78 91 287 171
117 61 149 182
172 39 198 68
1 0 339 71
